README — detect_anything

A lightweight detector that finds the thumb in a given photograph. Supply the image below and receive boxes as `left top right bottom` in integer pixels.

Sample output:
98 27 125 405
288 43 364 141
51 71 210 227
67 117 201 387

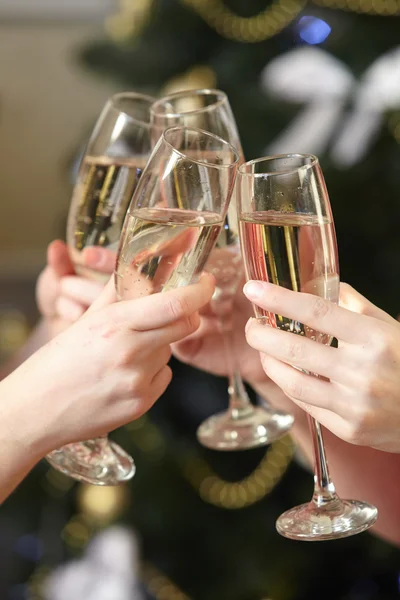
47 240 75 277
86 276 117 314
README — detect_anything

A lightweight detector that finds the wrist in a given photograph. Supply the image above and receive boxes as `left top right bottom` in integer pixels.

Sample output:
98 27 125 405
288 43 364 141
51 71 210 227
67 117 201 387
0 369 54 462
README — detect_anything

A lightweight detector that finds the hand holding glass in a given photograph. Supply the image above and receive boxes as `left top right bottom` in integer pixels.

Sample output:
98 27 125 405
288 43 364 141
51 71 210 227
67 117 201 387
46 92 154 485
238 154 378 540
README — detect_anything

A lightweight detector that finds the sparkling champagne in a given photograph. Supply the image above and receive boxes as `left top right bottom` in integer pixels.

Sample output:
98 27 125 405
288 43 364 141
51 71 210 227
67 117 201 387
115 207 223 300
240 211 339 343
206 216 243 314
67 155 146 281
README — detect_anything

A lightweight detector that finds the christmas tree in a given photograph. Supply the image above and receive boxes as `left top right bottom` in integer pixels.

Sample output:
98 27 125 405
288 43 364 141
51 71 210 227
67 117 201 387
2 1 400 599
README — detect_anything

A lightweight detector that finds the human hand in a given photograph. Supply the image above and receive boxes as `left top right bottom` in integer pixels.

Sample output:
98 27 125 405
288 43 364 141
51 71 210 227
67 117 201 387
36 241 105 335
173 271 266 384
4 273 215 457
244 280 400 452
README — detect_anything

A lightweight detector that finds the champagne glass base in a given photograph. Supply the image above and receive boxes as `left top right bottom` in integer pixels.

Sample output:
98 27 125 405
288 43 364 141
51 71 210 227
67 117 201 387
46 440 135 486
197 407 294 450
276 499 378 541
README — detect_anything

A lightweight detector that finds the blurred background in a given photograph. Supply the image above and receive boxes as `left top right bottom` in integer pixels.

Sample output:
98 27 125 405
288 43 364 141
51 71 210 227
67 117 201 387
1 0 400 599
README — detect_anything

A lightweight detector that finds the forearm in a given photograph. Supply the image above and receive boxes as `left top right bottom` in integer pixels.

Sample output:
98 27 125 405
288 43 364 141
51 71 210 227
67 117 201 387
253 378 400 547
0 319 51 381
0 376 44 503
0 436 40 504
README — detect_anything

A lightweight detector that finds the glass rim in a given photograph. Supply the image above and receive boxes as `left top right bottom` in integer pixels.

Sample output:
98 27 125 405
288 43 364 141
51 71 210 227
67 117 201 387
162 125 239 169
238 153 319 177
109 91 156 127
151 88 228 119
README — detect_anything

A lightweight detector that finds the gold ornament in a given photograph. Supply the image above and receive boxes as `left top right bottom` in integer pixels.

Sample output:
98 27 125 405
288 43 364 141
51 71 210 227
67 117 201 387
162 65 217 96
105 0 155 43
77 483 129 525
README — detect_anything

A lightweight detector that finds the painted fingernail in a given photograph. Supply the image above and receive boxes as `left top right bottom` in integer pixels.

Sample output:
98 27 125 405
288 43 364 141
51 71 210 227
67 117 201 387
243 281 264 299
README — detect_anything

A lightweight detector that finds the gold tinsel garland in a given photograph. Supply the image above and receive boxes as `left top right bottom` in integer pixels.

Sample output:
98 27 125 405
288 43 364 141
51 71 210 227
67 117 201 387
125 413 294 509
312 0 400 14
108 0 400 45
181 0 307 43
181 434 294 509
182 0 400 32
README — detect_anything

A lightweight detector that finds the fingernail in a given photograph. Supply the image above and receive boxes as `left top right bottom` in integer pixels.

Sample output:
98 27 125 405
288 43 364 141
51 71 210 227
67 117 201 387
243 280 264 299
201 272 216 285
245 317 254 334
85 247 104 267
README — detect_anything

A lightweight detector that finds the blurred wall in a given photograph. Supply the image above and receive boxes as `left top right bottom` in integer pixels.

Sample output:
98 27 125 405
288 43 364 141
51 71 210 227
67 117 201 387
0 22 117 278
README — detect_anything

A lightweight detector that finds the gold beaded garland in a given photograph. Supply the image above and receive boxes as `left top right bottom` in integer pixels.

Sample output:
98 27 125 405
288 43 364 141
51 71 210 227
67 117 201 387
180 0 307 43
182 434 294 509
129 414 294 509
108 0 400 48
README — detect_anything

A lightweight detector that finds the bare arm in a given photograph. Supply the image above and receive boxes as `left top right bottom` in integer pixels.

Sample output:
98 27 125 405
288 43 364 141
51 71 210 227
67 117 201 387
0 318 51 381
0 275 215 504
0 372 46 503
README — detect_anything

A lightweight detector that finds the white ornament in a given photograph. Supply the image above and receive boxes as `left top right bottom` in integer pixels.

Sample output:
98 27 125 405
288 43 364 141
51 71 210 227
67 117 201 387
331 46 400 167
261 46 354 156
86 526 141 578
43 526 144 600
260 45 400 167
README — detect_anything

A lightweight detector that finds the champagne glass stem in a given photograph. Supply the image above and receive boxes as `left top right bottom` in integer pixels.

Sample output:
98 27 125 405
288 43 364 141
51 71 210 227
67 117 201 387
308 414 341 508
196 309 294 450
222 326 253 416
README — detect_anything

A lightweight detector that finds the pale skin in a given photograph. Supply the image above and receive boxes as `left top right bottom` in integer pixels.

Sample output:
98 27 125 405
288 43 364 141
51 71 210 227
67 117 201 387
0 242 215 503
11 243 400 545
174 278 400 547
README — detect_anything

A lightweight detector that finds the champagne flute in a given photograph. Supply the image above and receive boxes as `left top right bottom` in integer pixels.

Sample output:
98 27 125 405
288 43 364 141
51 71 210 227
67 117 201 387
238 154 378 540
115 127 239 468
150 89 242 153
151 89 293 449
115 125 239 352
46 92 155 486
197 204 294 449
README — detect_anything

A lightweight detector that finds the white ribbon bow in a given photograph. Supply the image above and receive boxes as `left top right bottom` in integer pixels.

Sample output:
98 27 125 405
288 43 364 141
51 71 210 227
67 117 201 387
261 45 400 167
